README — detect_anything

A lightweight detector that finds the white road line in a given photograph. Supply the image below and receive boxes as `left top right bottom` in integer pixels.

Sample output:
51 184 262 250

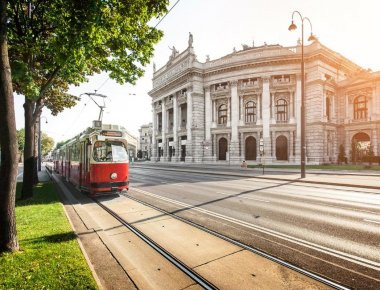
131 187 380 271
216 192 270 203
364 219 380 225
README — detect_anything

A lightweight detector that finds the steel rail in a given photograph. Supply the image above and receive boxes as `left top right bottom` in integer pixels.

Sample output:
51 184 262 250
122 192 352 290
92 197 217 290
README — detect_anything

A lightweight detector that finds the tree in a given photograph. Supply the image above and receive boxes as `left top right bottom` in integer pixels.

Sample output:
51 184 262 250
0 0 19 253
41 133 54 157
7 0 169 199
337 144 346 164
367 145 375 166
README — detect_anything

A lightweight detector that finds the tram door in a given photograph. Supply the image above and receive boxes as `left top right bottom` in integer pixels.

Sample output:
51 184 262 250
80 141 90 188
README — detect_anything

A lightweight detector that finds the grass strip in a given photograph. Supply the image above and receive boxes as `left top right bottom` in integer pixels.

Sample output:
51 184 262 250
248 164 380 171
0 182 98 289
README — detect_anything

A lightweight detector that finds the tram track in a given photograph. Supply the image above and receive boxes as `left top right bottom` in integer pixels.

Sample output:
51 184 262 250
49 166 369 289
91 196 218 290
121 190 351 290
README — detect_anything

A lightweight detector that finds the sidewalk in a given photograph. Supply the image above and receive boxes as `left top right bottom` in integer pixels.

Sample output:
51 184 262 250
134 163 380 190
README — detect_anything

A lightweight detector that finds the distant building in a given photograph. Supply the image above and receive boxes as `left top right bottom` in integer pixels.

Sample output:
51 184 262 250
120 127 138 158
138 123 152 159
148 34 380 164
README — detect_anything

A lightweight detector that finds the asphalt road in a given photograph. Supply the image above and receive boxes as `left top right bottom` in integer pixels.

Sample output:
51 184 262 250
128 166 380 289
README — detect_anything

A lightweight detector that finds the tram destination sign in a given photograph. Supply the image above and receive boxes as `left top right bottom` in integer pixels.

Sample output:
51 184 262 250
101 130 123 137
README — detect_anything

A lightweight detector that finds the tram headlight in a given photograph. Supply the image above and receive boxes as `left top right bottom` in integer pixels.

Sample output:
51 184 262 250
110 172 118 180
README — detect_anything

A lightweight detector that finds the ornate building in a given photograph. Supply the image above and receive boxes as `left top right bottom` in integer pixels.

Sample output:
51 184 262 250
148 35 380 164
138 123 152 159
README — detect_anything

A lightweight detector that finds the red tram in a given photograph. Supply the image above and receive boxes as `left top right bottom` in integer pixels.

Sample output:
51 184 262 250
53 122 129 195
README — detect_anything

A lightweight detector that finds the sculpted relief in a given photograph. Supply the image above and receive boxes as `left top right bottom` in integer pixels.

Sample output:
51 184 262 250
153 58 191 89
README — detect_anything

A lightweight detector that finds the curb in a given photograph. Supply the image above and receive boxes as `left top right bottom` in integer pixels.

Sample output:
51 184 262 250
46 168 104 289
134 166 380 191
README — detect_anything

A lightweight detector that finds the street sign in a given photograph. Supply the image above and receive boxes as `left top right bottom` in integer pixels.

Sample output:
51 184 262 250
259 138 264 152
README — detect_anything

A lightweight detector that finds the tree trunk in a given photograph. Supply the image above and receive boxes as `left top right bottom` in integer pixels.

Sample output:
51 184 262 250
0 0 19 253
21 98 37 199
33 121 39 185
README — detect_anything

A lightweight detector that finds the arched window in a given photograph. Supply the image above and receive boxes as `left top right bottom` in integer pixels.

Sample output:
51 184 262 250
276 99 288 122
354 96 368 119
245 101 256 123
218 104 227 124
326 96 331 121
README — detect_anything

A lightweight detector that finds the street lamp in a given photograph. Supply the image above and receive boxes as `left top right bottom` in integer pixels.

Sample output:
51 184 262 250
38 116 48 171
288 11 317 178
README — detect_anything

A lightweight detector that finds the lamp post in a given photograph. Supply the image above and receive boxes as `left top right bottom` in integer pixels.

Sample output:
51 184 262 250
288 11 317 178
38 116 48 171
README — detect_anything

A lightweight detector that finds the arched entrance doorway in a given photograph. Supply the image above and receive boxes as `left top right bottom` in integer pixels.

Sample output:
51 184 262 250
352 132 371 162
276 135 288 161
245 136 257 160
218 138 228 160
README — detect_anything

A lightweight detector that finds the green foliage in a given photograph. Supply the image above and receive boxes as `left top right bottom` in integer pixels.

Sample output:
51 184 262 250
7 0 169 113
0 182 97 289
337 144 346 164
55 140 66 150
41 133 54 156
17 128 25 152
16 129 54 156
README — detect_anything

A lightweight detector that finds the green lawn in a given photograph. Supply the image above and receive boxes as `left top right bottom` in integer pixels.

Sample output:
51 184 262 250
0 182 98 289
248 164 380 171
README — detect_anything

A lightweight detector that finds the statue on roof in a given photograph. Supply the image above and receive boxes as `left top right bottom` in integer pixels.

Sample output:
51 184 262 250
206 55 210 62
153 62 156 72
188 32 193 48
168 46 179 60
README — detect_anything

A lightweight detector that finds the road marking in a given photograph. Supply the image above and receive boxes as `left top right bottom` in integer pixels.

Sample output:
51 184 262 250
132 187 380 271
364 219 380 225
216 192 270 203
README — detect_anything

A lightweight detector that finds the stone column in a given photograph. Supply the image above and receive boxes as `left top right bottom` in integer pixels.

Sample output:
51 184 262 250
185 91 193 162
321 90 325 121
239 95 244 126
256 94 262 125
161 99 167 161
289 130 293 161
345 95 350 122
270 92 276 124
331 94 336 122
226 97 231 127
262 76 272 163
213 133 217 161
173 95 178 162
230 81 240 163
289 91 295 123
372 129 378 155
204 86 212 160
240 133 245 160
151 105 158 161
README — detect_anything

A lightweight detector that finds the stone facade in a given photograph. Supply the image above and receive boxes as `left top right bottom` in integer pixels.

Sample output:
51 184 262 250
148 35 380 164
138 123 152 159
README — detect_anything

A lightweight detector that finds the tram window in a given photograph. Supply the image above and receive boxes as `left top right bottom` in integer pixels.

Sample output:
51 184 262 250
93 141 128 162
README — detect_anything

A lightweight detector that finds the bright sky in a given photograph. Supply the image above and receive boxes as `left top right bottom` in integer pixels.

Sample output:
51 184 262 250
14 0 380 144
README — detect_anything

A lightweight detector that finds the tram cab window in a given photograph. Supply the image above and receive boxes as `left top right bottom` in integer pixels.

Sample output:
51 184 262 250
93 141 128 162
